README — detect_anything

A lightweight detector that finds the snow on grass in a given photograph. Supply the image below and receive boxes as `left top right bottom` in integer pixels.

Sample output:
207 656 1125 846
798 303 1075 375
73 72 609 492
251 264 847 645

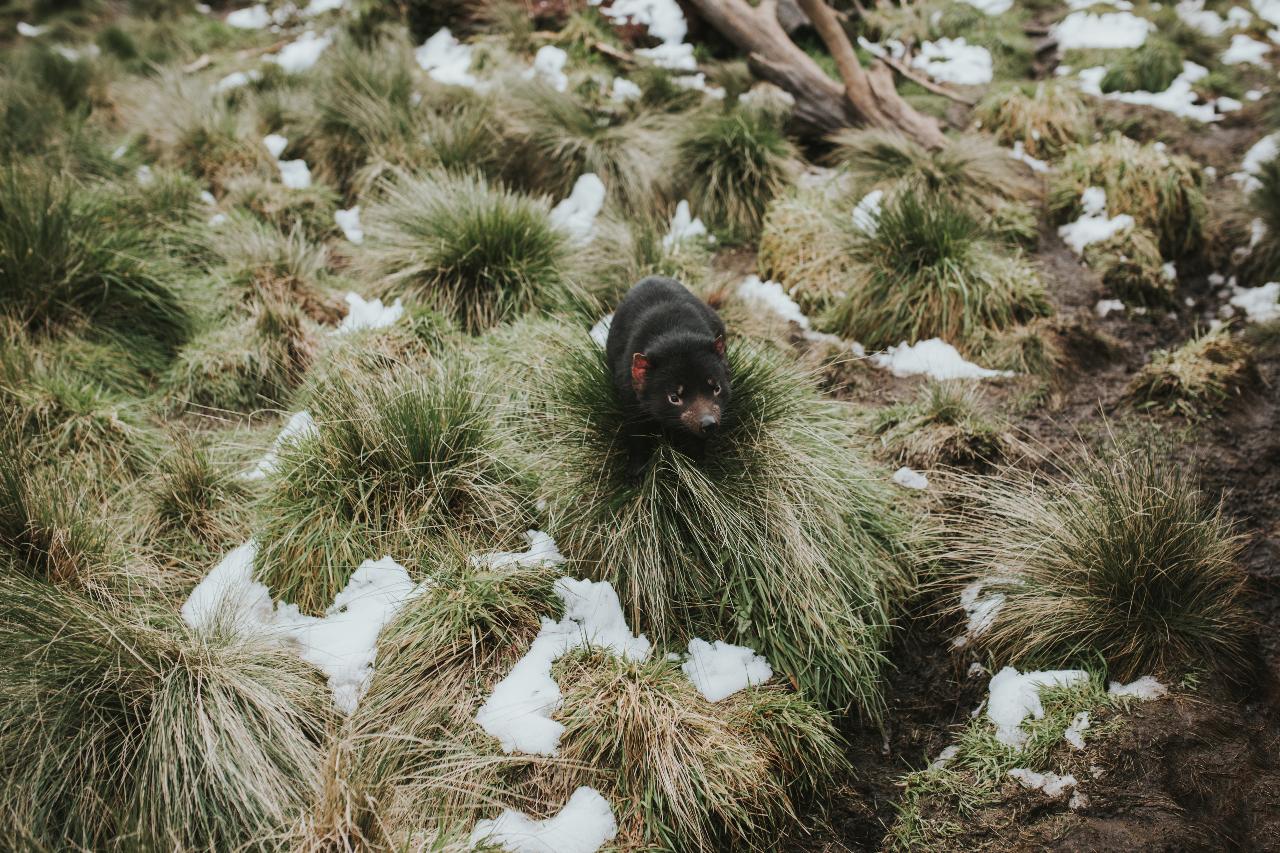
243 410 318 481
951 578 1016 648
1255 0 1280 26
475 578 650 756
662 199 711 250
549 173 607 243
181 540 274 631
680 638 772 702
592 0 695 69
1052 11 1152 49
268 31 333 74
1077 61 1223 122
960 0 1013 14
673 72 727 99
335 205 363 244
1107 675 1168 699
263 133 288 159
1008 768 1079 798
1010 141 1050 173
1231 132 1280 191
276 159 312 189
336 292 403 334
1178 0 1231 34
871 339 1013 381
302 0 346 15
215 69 262 94
911 38 993 86
135 165 154 186
524 45 569 92
610 76 641 103
469 530 566 571
852 188 884 235
275 556 426 714
208 213 228 227
892 466 929 490
987 666 1090 748
1095 298 1126 318
589 314 612 347
1229 281 1280 322
1064 710 1090 749
1222 33 1271 65
469 786 618 853
929 744 960 770
16 21 47 36
736 275 809 328
1057 187 1134 255
226 3 271 29
857 36 907 60
416 28 480 88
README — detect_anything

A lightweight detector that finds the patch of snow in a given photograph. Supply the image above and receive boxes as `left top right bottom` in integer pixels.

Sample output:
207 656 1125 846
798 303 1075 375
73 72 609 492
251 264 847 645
226 4 272 28
736 275 809 328
337 292 403 334
1064 711 1091 750
1053 11 1152 49
857 36 907 60
17 21 47 37
1077 61 1222 122
208 213 228 227
961 0 1013 14
1256 0 1280 26
277 159 312 189
1218 95 1243 112
335 205 363 244
1057 187 1134 255
111 144 128 160
1232 132 1280 191
929 744 961 769
1252 217 1269 249
852 189 884 235
681 638 773 702
1230 281 1280 322
469 786 617 853
475 578 650 755
1223 33 1271 65
1247 88 1265 100
470 530 566 571
662 200 710 250
181 540 274 631
592 0 695 69
303 0 346 15
1010 141 1050 173
1008 768 1079 798
53 43 100 61
952 578 1015 648
268 31 332 73
589 314 612 347
200 190 217 205
911 38 993 86
1177 0 1230 34
987 666 1090 748
263 133 289 159
635 41 696 70
610 76 642 102
135 165 154 186
416 28 479 88
872 339 1013 381
968 661 987 677
893 466 929 490
1095 298 1126 318
550 173 607 243
243 410 318 480
1108 675 1169 699
1069 790 1090 810
215 69 262 93
525 45 569 92
673 72 726 99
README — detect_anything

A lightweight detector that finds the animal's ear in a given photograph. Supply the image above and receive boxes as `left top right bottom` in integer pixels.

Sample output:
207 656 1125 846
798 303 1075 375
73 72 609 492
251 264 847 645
713 334 726 359
631 353 651 393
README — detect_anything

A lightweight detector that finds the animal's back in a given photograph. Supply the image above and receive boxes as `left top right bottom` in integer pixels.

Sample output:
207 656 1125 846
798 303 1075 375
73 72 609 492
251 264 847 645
606 277 722 393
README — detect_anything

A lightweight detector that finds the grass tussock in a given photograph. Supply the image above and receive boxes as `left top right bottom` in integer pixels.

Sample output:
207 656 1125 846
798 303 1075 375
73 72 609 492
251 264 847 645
206 216 342 323
146 440 252 565
1100 38 1184 94
873 381 1018 470
528 338 916 714
1238 158 1280 286
1084 226 1175 307
1050 133 1206 259
824 190 1050 351
757 186 854 312
1127 327 1257 418
972 82 1091 160
948 449 1250 680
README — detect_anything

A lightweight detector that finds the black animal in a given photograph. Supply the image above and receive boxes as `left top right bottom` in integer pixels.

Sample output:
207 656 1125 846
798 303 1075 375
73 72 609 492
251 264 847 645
606 276 731 441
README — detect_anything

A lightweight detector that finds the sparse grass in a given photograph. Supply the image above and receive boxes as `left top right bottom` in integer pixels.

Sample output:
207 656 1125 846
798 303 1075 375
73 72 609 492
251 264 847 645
1084 225 1175 306
973 82 1091 160
873 382 1017 469
824 190 1050 351
673 105 798 240
1050 134 1206 259
948 449 1250 680
354 169 587 333
1100 37 1184 94
1127 327 1257 418
527 337 916 714
256 361 532 613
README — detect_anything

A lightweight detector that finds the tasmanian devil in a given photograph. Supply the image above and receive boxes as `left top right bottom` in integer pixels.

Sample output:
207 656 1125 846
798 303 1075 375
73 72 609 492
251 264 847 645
606 276 731 455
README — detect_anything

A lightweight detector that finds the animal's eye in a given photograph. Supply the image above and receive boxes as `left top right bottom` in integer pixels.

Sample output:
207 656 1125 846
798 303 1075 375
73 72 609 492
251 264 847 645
712 384 722 396
667 393 681 405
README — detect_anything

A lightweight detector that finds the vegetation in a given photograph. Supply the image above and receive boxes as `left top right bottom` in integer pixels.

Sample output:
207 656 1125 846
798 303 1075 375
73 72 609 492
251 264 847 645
1100 38 1184 94
1084 226 1175 306
973 82 1091 159
1128 327 1257 418
873 381 1017 469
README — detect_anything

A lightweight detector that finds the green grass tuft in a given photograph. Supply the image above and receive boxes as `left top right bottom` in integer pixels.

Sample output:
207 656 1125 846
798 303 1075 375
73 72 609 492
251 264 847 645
873 381 1018 469
1084 226 1175 307
1100 38 1184 94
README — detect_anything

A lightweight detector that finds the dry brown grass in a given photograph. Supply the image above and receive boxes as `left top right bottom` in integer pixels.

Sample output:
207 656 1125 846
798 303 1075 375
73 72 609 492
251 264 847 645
973 82 1092 160
1127 327 1258 418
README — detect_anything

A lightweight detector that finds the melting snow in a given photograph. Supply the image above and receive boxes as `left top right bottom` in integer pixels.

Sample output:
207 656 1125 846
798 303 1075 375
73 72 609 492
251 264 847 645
303 0 346 14
1107 675 1169 699
1010 141 1050 173
1230 281 1280 322
1064 711 1091 749
960 0 1013 13
872 339 1013 380
470 530 567 571
16 21 47 36
1057 187 1134 255
852 189 884 235
335 205 363 244
673 72 727 99
268 31 333 73
929 744 960 770
987 666 1090 748
1053 11 1152 49
469 786 618 853
610 76 642 102
1232 133 1280 191
277 159 312 189
857 36 907 60
215 69 262 93
1255 0 1280 26
525 45 569 91
911 38 993 86
243 410 318 480
337 292 403 334
181 540 274 631
1177 0 1231 34
681 638 773 702
592 0 695 69
952 578 1016 648
1095 298 1126 318
893 466 929 490
475 578 650 756
226 4 272 28
1008 768 1079 798
1077 61 1222 122
662 200 710 250
550 174 607 243
589 314 612 347
263 133 289 159
416 28 479 88
1223 33 1271 65
736 275 809 328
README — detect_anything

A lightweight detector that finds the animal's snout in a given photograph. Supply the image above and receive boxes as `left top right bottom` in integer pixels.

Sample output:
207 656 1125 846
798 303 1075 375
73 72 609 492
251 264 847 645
699 414 719 435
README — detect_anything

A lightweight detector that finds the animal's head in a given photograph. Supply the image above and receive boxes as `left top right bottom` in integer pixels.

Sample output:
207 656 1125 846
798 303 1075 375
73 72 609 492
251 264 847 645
630 335 731 437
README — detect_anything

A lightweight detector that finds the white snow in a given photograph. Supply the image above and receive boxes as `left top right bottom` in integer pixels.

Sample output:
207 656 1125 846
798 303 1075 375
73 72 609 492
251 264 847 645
1177 0 1230 34
1095 298 1126 318
911 38 993 86
263 133 289 159
277 159 312 189
1057 187 1134 255
135 165 154 186
524 45 569 92
1218 95 1243 112
226 4 272 29
852 189 884 235
929 744 961 770
1064 711 1091 749
244 410 318 480
871 339 1013 381
893 466 929 490
469 786 617 853
591 0 694 68
208 213 228 227
1010 141 1050 173
987 666 1090 748
469 530 566 571
1223 33 1271 65
303 0 346 15
181 540 274 631
736 275 809 328
1053 11 1152 49
200 190 217 205
16 21 47 36
1107 675 1169 700
334 205 363 244
681 638 773 702
337 292 403 334
635 41 696 70
416 28 480 88
857 36 907 60
1230 281 1280 322
550 174 607 243
53 43 100 61
952 578 1015 648
1231 5 1256 25
1078 61 1222 122
662 200 710 250
1232 133 1280 192
1008 768 1079 798
1256 0 1280 26
589 314 612 347
268 31 333 73
610 76 642 103
475 578 650 756
961 0 1013 14
215 69 262 93
673 72 727 99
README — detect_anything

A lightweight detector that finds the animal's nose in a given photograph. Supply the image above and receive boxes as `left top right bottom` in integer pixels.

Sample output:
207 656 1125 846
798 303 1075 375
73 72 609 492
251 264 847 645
699 414 719 434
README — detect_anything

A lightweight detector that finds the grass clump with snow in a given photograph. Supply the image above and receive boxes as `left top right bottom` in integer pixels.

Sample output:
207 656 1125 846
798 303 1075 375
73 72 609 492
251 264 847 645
1084 226 1175 307
949 449 1250 680
824 190 1049 351
1127 327 1257 419
1238 158 1280 286
1099 37 1184 94
972 82 1091 160
873 381 1017 470
354 169 587 333
527 338 916 714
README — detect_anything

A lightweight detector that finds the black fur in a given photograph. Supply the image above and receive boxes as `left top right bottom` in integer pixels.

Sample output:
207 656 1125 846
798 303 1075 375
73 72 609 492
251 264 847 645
606 276 731 446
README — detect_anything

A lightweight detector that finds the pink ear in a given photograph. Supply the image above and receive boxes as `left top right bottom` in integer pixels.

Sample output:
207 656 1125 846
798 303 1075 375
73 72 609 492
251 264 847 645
631 353 650 393
713 335 726 358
